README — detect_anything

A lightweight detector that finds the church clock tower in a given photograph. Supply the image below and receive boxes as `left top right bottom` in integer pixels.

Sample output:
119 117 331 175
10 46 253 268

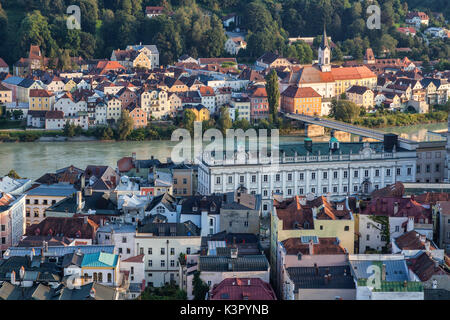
318 27 331 72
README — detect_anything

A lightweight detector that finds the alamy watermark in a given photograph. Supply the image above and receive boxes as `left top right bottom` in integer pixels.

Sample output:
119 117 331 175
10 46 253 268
67 5 81 30
367 5 381 30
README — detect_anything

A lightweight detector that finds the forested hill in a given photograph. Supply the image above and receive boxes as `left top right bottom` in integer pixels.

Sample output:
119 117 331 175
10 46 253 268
0 0 448 69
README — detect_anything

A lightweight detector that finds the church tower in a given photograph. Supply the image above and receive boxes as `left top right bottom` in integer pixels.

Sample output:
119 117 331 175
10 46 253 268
318 27 331 72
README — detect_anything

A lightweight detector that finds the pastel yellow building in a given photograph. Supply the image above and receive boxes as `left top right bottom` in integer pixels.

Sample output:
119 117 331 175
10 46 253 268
270 196 354 279
29 89 55 111
331 66 377 96
184 105 210 122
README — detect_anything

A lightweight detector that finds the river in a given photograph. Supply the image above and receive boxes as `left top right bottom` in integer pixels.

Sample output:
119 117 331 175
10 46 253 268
0 122 447 180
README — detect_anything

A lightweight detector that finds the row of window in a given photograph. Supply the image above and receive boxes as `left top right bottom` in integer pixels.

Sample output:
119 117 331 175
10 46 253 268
215 168 405 185
26 199 57 205
147 259 178 267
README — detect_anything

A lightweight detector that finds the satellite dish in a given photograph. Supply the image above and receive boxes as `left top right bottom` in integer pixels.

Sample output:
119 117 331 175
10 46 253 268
306 192 315 201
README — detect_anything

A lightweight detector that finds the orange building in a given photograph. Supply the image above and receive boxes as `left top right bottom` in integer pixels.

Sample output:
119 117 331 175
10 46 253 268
126 104 148 128
281 86 322 115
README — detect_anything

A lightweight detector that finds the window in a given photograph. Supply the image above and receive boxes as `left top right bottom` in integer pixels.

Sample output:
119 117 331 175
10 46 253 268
299 173 304 180
287 188 292 195
216 176 221 184
148 260 153 267
364 170 369 177
228 176 232 184
375 169 380 177
323 187 327 194
93 273 98 282
107 273 112 283
435 164 440 172
311 187 315 194
287 173 292 181
333 186 338 193
354 185 358 192
275 174 280 182
395 226 400 232
170 248 175 255
344 226 349 231
386 169 391 176
251 175 256 183
333 171 338 179
323 172 327 179
240 176 244 183
426 165 431 173
170 260 175 267
343 171 348 179
311 172 316 180
263 175 268 182
343 186 348 193
148 248 152 255
320 225 323 230
366 235 370 241
122 237 127 243
416 165 421 174
161 260 165 267
354 170 358 178
161 248 165 255
186 247 191 254
299 188 304 195
396 168 401 176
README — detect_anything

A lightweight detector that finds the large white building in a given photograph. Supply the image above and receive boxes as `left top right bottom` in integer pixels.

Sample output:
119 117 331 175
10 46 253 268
198 137 417 216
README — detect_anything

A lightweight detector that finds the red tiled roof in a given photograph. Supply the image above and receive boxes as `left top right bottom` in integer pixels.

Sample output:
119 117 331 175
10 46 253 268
395 231 436 250
210 278 276 300
26 217 98 239
361 197 432 222
0 58 8 68
29 89 53 98
122 254 145 263
45 110 64 119
281 86 321 98
281 237 346 255
408 252 447 281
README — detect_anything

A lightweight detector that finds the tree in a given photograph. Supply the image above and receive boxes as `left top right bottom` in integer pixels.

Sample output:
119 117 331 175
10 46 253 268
63 120 76 137
265 69 280 122
117 110 134 140
192 271 209 300
182 109 196 135
218 106 232 135
7 169 21 179
330 99 360 123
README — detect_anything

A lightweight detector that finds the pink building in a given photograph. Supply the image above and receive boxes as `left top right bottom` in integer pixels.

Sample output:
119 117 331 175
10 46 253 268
249 86 269 121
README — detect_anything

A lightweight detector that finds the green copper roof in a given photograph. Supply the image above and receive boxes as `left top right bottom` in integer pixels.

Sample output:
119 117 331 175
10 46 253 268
357 279 423 292
330 137 339 143
81 252 118 268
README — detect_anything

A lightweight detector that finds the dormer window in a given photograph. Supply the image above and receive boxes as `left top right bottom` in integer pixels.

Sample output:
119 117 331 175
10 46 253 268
193 207 197 212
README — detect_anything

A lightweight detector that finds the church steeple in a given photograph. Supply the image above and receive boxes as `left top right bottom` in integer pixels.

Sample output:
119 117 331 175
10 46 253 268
318 26 331 72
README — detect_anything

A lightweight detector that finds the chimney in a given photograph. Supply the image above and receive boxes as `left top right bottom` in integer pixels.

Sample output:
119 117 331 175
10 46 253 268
76 191 83 212
381 264 386 281
19 266 25 280
11 270 16 284
419 234 426 244
308 240 314 255
81 175 85 190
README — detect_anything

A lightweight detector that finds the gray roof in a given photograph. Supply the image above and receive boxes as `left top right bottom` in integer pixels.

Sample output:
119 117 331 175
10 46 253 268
97 223 136 234
138 221 200 236
4 245 115 258
199 255 269 272
287 265 355 290
26 184 77 197
349 259 409 282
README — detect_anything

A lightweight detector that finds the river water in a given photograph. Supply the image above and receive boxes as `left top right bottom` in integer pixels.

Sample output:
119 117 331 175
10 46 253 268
0 122 446 180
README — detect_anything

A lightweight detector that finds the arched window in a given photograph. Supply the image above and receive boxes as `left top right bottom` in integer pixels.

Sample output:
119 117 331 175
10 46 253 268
93 272 98 282
108 273 112 283
98 272 103 283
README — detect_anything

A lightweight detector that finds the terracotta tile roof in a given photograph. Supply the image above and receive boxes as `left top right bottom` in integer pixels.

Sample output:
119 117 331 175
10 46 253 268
406 11 429 20
408 252 447 281
371 182 405 198
45 110 64 120
331 66 377 80
0 58 8 68
210 278 276 300
29 89 53 98
121 254 145 263
26 217 98 240
249 86 267 97
0 193 14 207
395 231 437 250
362 197 431 222
281 86 321 98
416 194 450 205
281 237 346 255
199 86 215 96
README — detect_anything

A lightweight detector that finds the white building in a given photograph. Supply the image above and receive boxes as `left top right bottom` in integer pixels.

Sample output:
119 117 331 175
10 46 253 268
96 223 136 260
135 221 201 287
198 139 417 216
